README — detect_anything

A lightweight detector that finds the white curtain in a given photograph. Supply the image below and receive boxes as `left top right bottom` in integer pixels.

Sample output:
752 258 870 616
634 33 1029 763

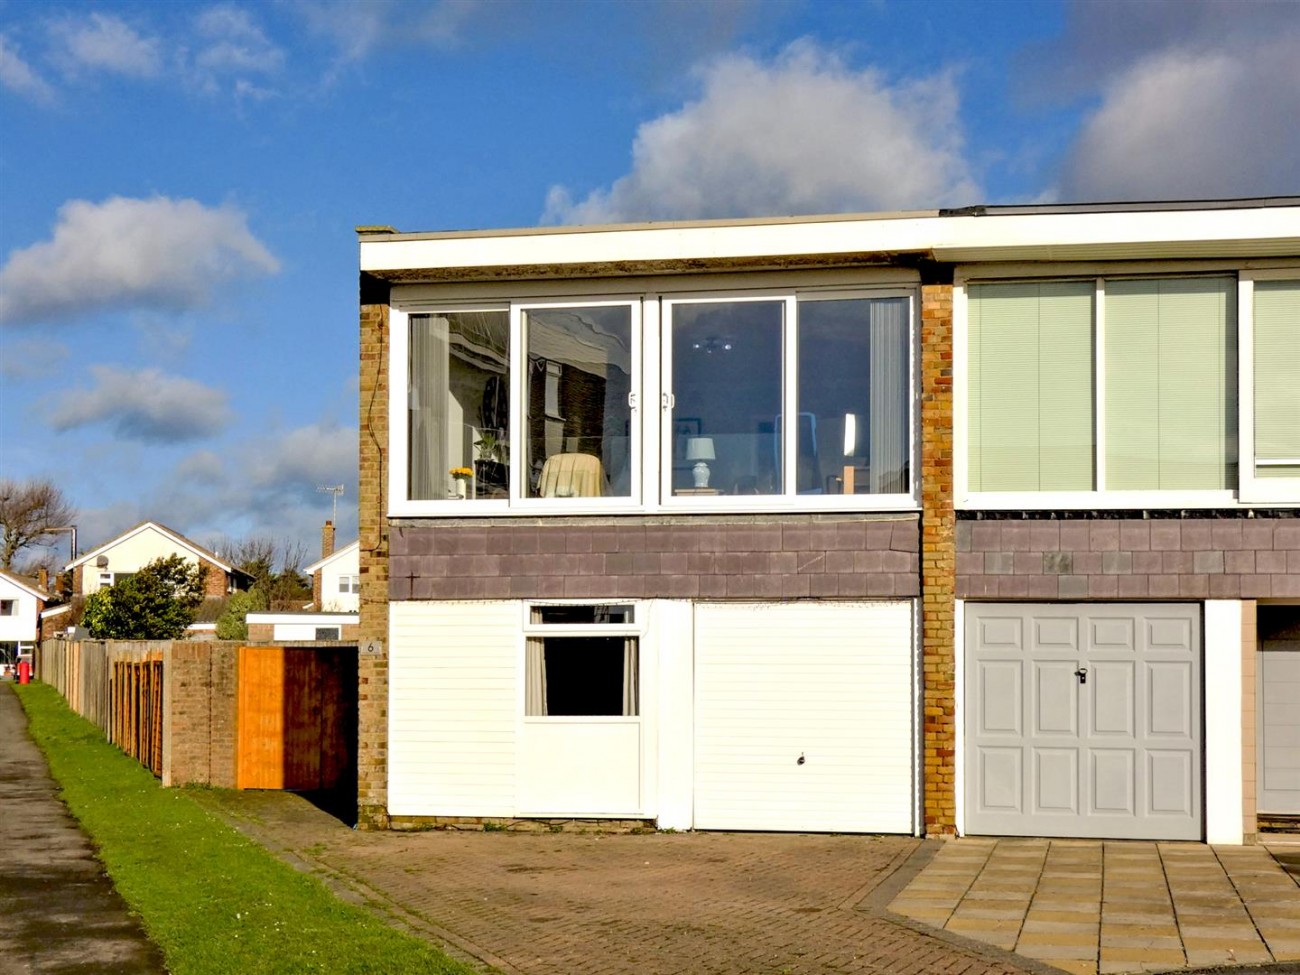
525 638 547 716
868 299 908 493
622 639 638 716
409 315 449 499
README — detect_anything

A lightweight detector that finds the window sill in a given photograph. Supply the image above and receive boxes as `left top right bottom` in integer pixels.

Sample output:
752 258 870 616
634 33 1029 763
956 489 1293 510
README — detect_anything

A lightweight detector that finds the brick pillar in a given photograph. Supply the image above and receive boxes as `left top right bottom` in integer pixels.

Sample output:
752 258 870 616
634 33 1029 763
357 276 391 829
920 282 956 837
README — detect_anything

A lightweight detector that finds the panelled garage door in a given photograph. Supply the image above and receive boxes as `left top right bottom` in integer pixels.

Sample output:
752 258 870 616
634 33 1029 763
965 603 1201 840
693 601 915 834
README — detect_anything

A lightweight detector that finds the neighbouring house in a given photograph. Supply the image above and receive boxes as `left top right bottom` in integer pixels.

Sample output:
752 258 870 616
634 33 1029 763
65 521 251 601
241 522 360 642
0 568 47 660
355 198 1300 842
307 523 361 613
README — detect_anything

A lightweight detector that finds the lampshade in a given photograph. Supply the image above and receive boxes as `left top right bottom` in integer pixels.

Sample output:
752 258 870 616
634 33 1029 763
685 437 716 462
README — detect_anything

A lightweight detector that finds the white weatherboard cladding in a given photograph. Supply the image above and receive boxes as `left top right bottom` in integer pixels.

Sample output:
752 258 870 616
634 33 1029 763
693 601 915 834
388 601 518 817
965 603 1202 840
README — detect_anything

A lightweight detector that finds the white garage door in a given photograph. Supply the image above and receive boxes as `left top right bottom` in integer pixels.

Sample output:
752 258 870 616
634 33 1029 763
693 601 915 834
965 603 1201 840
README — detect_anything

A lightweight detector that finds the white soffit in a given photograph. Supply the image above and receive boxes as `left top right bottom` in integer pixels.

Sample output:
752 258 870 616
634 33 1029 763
360 206 1300 277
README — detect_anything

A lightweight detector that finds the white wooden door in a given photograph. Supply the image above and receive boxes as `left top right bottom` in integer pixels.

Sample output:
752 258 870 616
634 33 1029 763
693 601 915 833
965 603 1202 840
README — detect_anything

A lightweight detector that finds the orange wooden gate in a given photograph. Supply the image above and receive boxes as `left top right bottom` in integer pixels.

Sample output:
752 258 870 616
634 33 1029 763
236 646 356 791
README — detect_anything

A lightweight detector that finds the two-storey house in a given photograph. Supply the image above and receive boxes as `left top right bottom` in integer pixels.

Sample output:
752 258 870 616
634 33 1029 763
355 198 1299 842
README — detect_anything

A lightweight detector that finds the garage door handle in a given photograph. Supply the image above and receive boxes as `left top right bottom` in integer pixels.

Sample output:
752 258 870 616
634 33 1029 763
797 753 806 765
1074 667 1088 684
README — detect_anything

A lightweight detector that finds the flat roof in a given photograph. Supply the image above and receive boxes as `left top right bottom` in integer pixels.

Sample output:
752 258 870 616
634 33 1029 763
359 198 1300 283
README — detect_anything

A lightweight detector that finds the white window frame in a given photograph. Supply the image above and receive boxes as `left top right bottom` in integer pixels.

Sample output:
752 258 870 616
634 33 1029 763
1240 268 1300 504
956 268 1246 509
519 601 642 723
338 575 360 594
391 282 920 516
660 287 919 512
511 298 643 512
389 298 645 516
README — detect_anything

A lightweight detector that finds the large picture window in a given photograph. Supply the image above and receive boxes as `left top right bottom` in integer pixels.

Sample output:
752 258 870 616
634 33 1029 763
965 274 1250 502
394 286 915 513
664 293 912 501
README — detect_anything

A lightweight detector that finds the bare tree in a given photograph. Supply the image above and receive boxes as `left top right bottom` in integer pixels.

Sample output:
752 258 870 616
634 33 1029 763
0 478 75 569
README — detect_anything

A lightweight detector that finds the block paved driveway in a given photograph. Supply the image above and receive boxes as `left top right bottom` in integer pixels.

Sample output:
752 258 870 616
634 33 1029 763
198 791 1043 975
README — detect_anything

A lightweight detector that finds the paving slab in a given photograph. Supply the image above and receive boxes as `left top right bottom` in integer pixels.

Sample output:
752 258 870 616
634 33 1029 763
892 836 1300 975
0 684 165 975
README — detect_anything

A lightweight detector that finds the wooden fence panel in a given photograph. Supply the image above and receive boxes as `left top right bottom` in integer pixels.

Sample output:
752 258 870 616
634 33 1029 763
237 646 356 793
237 646 287 789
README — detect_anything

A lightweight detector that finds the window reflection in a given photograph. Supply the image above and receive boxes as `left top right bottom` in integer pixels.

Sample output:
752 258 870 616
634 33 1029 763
409 311 510 501
524 305 634 498
670 301 784 496
798 298 909 495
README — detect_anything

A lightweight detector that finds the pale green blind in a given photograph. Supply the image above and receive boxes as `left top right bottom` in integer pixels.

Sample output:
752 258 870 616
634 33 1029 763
968 282 1094 491
1254 280 1300 479
1105 277 1236 490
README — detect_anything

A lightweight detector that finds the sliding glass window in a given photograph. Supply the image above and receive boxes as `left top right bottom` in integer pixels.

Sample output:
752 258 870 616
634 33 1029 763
665 293 913 502
523 304 635 500
408 310 510 502
1252 280 1300 482
798 297 910 495
966 275 1238 496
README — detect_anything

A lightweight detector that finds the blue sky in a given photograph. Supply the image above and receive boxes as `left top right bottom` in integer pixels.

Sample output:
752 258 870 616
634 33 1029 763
1 0 1297 566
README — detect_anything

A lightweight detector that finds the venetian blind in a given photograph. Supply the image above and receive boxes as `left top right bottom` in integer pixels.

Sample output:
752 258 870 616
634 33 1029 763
968 281 1094 491
1254 280 1300 479
1104 277 1236 490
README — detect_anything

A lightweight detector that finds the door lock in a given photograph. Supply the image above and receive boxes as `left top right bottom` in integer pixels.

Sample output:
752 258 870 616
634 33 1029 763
1074 667 1088 685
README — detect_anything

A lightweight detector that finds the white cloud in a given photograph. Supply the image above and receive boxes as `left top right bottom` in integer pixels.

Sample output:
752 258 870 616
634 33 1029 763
49 366 232 442
1021 1 1300 202
244 423 358 493
543 40 980 224
291 0 499 63
0 33 55 102
49 12 162 78
1058 31 1300 201
186 5 285 96
0 195 279 326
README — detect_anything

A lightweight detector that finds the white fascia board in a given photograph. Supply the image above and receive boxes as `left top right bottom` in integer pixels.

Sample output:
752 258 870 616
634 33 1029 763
361 207 1300 278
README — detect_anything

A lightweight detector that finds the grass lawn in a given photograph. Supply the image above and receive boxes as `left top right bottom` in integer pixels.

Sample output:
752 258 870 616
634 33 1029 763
15 682 481 975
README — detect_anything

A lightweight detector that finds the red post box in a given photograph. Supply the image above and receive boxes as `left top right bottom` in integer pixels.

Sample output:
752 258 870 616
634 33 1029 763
17 660 31 684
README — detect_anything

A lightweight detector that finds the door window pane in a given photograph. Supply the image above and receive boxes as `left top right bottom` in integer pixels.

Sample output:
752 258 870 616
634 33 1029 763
670 300 783 496
799 297 911 495
524 305 634 498
967 282 1094 491
1254 280 1300 479
409 311 510 501
1105 278 1236 490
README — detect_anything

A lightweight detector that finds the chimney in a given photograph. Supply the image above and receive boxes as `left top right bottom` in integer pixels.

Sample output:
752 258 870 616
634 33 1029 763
38 567 50 593
321 520 335 559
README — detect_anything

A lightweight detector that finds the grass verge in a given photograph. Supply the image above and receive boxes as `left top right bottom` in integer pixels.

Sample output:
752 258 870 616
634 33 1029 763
15 682 479 975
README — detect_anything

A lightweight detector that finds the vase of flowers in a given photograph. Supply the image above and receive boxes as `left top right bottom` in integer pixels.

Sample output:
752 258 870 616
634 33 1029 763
450 466 473 499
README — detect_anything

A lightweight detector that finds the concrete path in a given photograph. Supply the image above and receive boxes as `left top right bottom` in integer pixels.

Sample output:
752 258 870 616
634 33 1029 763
0 683 166 975
889 837 1300 975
